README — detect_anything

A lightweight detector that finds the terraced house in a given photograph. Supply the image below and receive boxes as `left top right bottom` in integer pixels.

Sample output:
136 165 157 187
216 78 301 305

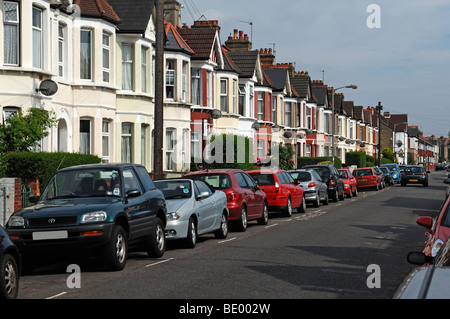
0 0 438 175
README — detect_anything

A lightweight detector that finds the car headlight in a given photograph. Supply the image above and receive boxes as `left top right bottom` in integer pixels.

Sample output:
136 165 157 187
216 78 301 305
81 211 107 224
167 212 180 221
432 239 444 257
344 184 349 187
8 216 24 227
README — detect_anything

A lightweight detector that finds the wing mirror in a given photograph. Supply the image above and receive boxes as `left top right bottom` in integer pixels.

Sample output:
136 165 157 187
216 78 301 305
416 216 433 230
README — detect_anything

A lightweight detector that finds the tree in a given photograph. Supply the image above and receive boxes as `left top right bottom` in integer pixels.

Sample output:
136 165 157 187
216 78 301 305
382 148 396 163
0 108 57 153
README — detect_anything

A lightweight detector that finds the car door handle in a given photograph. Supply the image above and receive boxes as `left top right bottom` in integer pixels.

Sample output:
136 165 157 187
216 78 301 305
212 201 216 206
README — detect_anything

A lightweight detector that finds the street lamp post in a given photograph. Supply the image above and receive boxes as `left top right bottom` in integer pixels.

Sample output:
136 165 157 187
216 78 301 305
331 85 357 165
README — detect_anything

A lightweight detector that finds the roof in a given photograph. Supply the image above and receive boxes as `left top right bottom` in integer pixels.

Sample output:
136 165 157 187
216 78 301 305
343 101 354 118
73 0 121 24
227 50 261 79
290 73 312 100
221 46 241 74
164 21 194 55
108 0 155 32
178 27 219 61
264 68 290 92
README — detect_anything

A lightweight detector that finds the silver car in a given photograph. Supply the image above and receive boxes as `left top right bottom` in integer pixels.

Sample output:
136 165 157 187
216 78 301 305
287 169 329 207
154 179 229 248
444 173 450 199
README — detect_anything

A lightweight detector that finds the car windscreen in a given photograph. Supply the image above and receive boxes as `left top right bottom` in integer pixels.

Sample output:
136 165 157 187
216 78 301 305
404 167 425 173
248 173 275 186
154 180 192 199
289 171 311 182
192 174 232 190
353 169 373 177
41 169 122 200
307 167 329 180
380 167 389 174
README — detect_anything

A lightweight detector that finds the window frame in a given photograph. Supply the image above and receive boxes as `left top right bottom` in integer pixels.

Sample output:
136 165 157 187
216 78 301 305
3 1 20 66
32 6 43 69
80 29 93 80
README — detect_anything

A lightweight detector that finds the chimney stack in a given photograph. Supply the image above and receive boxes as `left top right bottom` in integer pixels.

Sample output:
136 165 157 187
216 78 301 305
225 28 252 51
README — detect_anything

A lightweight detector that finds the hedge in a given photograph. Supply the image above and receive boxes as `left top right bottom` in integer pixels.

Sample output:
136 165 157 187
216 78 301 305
297 156 342 169
4 152 101 191
345 152 366 168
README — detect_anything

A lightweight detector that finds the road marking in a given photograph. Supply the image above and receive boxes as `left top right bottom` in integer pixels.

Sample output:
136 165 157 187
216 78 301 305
145 258 174 268
46 292 67 299
265 223 278 229
218 237 236 244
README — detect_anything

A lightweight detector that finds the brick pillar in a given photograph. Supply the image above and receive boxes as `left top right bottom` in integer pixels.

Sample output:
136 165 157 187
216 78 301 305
14 178 21 212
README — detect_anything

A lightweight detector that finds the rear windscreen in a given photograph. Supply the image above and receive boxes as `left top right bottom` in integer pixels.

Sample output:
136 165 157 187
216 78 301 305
248 173 275 186
194 174 231 190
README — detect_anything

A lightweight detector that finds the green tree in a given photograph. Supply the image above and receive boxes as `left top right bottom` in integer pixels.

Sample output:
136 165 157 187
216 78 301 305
381 148 395 163
0 108 57 153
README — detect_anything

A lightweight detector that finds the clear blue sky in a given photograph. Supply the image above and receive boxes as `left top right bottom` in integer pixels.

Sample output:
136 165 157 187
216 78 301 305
179 0 450 137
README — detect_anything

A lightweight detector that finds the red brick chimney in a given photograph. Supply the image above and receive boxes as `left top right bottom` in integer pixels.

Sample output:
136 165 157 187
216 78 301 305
224 29 252 51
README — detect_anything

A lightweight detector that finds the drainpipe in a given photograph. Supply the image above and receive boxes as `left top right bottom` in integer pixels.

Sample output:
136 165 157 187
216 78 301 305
1 185 6 227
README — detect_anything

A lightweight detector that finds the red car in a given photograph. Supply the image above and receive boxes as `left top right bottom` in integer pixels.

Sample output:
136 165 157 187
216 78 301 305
416 196 450 259
247 169 305 217
185 169 268 232
352 167 382 191
338 168 358 198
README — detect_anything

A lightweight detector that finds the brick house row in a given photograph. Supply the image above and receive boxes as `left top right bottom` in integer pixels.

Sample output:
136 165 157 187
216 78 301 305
0 0 440 176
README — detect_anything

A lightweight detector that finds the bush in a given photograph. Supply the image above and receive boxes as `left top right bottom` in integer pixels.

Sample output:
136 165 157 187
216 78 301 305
345 152 366 168
5 152 101 191
297 156 342 169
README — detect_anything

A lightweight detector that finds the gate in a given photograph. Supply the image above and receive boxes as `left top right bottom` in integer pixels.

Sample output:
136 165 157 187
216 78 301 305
21 184 32 208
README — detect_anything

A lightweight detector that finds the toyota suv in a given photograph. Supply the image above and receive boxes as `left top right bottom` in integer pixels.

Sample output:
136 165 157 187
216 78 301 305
302 164 345 202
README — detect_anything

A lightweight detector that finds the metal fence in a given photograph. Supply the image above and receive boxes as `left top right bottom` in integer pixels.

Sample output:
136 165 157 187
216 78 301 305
21 184 32 208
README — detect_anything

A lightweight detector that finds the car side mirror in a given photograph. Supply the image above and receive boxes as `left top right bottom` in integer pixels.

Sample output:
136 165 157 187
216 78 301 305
416 216 433 230
126 189 141 199
444 178 450 184
197 191 210 200
407 252 434 265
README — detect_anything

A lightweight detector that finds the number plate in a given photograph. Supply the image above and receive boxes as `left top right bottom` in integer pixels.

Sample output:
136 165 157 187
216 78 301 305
32 231 68 240
410 179 418 182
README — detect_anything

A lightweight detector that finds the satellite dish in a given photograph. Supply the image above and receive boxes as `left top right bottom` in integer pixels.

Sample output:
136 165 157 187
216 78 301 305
297 133 306 139
283 132 292 139
210 109 222 120
251 122 261 131
36 79 58 96
396 141 403 148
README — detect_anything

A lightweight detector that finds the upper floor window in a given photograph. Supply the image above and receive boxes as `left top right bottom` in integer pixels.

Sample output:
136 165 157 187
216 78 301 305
238 85 246 116
141 46 148 93
166 60 175 99
32 7 43 69
102 33 110 83
122 44 133 90
258 92 265 121
3 1 19 65
58 24 65 77
80 29 92 80
306 106 312 130
220 79 228 112
272 96 276 123
192 69 201 105
285 102 291 127
206 71 212 107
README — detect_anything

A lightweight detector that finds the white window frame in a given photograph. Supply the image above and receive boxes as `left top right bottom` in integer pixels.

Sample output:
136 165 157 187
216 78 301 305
3 1 20 66
121 123 133 163
32 6 43 69
141 46 148 93
165 129 175 171
102 32 110 83
258 92 265 121
122 44 134 90
165 60 175 100
285 102 292 127
220 78 228 112
80 118 92 155
102 119 110 163
80 29 92 80
58 24 65 77
192 68 201 106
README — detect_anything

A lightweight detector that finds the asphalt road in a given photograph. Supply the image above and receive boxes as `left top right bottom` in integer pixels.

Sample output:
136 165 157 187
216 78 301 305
16 170 449 301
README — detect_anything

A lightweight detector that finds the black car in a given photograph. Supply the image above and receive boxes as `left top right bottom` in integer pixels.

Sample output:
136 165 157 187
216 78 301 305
302 164 345 202
372 167 385 188
400 165 429 187
0 225 21 299
6 163 167 271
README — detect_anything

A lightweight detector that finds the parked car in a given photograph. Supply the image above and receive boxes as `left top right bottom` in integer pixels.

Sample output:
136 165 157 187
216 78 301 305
0 225 21 299
381 163 401 184
248 169 305 217
373 167 386 188
379 166 394 186
6 163 167 272
287 169 329 207
444 174 450 199
352 167 382 191
302 164 345 202
338 168 358 198
154 179 228 248
415 195 450 259
397 237 450 299
186 169 268 231
400 165 429 187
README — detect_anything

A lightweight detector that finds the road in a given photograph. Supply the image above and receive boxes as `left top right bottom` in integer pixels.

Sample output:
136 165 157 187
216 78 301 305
17 170 448 302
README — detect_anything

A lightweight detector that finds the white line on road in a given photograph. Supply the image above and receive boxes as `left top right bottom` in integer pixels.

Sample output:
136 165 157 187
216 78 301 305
46 292 67 299
218 237 237 244
145 258 174 268
265 223 279 229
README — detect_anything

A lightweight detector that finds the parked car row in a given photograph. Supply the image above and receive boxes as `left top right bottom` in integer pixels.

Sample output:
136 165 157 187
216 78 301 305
1 162 425 298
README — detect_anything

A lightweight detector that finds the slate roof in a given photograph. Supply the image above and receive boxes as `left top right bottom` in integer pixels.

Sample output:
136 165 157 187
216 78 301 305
221 46 241 74
108 0 155 33
389 114 409 132
312 86 328 107
164 21 194 55
264 68 289 91
227 50 260 78
343 101 354 118
353 106 364 121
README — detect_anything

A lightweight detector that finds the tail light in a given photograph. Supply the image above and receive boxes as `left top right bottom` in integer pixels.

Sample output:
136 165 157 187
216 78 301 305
275 182 280 192
329 179 335 186
227 192 239 202
308 182 316 188
421 173 426 177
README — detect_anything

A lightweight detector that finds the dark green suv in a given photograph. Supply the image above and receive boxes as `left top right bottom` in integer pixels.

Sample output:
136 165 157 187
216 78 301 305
6 163 167 271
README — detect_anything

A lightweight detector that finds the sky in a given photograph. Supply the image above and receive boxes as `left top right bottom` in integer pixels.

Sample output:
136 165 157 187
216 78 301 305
178 0 450 137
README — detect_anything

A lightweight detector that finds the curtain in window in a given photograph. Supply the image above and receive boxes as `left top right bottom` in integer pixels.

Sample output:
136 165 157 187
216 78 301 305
3 1 19 65
121 123 132 163
166 130 174 170
80 30 91 79
80 120 91 154
192 69 201 105
32 8 42 68
122 45 133 90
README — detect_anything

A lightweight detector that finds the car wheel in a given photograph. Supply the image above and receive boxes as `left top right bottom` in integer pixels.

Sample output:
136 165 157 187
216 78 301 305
423 182 429 187
257 202 269 225
237 206 248 232
375 183 379 191
0 254 19 299
147 218 166 258
322 193 329 205
214 212 228 239
313 193 320 207
184 217 197 249
298 197 307 213
284 197 293 217
346 188 352 198
353 186 358 197
339 188 345 200
103 225 128 271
